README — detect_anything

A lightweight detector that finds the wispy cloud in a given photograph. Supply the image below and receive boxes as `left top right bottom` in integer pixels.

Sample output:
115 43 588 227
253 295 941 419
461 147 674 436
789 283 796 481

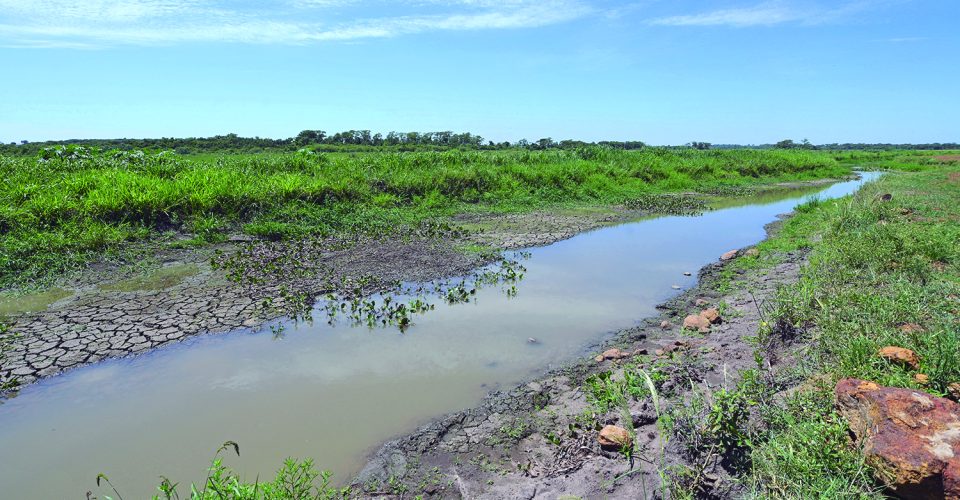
649 0 891 28
0 0 592 48
650 2 796 27
883 36 928 43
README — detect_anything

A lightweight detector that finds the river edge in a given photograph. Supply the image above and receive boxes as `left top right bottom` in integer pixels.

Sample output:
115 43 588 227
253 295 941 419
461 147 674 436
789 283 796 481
0 176 851 394
352 216 812 498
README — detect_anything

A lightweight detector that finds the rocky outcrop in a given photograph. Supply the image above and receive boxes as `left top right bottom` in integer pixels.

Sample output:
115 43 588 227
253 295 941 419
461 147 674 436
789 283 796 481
836 378 960 499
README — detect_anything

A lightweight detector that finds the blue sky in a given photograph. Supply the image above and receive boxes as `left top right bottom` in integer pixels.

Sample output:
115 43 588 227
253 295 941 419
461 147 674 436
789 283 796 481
1 0 957 144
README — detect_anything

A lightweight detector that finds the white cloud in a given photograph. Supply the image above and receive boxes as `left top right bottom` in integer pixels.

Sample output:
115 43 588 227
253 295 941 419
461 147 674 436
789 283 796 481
0 0 591 48
648 0 889 28
650 2 796 27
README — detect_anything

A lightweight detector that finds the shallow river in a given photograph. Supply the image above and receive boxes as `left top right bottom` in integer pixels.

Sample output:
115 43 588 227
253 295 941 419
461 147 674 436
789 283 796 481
0 174 879 498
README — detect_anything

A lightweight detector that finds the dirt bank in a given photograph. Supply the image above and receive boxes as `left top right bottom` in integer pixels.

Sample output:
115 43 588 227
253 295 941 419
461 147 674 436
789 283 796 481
354 218 807 498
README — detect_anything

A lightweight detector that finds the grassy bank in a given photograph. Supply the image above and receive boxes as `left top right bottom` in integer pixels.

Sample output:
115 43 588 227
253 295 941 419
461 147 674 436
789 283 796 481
1 146 849 289
673 165 960 497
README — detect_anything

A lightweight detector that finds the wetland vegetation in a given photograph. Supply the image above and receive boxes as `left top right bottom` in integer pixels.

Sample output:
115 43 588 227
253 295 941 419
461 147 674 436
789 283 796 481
1 145 853 289
3 140 958 499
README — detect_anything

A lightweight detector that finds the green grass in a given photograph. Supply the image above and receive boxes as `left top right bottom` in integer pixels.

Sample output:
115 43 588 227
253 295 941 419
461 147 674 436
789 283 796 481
0 145 854 289
687 165 960 498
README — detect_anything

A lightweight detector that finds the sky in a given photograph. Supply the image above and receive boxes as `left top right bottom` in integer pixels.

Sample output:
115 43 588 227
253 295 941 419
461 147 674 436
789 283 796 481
1 0 958 145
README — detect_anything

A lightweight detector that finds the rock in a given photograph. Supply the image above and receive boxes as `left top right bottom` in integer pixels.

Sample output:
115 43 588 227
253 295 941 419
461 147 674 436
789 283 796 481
682 314 711 333
699 308 722 324
744 248 760 257
880 193 893 201
720 250 738 261
660 320 672 330
878 346 921 370
598 425 632 450
694 298 710 307
633 348 648 355
595 348 631 363
899 323 925 334
948 383 960 402
914 373 930 385
835 378 960 499
654 349 666 357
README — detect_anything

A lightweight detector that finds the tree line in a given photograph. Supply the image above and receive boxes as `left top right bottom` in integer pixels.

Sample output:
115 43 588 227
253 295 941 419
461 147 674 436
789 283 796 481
1 130 957 156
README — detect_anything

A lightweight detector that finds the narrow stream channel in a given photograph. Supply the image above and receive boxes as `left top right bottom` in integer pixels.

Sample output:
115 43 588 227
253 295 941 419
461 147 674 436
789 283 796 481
0 174 879 498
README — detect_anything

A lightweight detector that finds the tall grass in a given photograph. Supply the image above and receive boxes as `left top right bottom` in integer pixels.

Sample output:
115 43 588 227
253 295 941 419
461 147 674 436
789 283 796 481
1 146 847 288
709 166 960 498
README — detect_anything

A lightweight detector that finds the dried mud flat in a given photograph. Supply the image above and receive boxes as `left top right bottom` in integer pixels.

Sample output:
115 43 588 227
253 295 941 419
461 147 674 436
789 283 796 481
355 219 807 499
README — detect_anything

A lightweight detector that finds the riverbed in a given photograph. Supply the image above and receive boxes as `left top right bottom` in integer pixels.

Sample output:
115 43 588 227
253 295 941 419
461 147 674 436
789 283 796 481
0 173 879 498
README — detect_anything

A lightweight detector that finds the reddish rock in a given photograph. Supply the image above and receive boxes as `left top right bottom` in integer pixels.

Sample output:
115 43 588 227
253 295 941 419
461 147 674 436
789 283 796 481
744 248 760 257
682 314 711 333
836 378 960 499
915 373 931 385
659 320 672 330
879 346 921 370
900 323 926 334
948 383 960 402
694 298 710 307
598 425 632 450
700 308 722 324
595 348 631 363
720 250 738 261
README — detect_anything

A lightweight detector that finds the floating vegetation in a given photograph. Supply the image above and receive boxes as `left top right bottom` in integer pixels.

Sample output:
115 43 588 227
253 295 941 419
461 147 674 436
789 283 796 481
211 228 528 333
623 194 710 216
318 254 528 332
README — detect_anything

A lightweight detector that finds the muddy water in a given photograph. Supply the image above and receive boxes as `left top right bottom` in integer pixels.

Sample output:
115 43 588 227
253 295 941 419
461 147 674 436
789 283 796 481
0 174 879 498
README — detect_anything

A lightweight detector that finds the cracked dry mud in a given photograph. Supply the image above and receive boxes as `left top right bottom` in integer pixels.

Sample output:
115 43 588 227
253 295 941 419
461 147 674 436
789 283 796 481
0 236 485 388
355 221 807 499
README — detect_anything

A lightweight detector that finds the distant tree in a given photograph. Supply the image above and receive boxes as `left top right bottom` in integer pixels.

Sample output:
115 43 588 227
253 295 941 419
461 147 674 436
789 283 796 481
534 138 556 150
20 140 28 145
295 130 326 146
775 139 797 149
689 141 711 150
